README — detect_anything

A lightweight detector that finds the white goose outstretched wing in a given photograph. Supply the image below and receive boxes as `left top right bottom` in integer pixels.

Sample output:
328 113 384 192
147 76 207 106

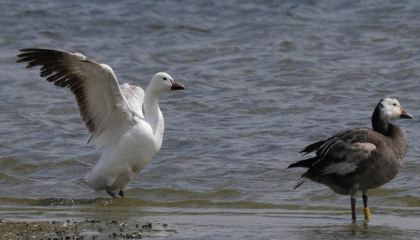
17 49 136 148
120 83 145 118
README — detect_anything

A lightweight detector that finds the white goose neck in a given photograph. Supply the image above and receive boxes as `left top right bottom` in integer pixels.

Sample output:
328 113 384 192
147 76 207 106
144 89 164 138
144 90 161 120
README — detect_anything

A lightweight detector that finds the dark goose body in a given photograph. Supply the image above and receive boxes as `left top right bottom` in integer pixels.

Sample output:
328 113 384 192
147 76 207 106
292 125 407 195
288 98 413 221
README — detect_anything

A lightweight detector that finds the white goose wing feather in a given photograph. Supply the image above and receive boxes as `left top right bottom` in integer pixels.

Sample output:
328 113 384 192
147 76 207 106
17 49 138 148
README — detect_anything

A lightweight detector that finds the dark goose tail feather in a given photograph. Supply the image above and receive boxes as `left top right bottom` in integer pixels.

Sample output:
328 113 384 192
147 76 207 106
294 176 309 190
299 140 326 155
287 157 318 169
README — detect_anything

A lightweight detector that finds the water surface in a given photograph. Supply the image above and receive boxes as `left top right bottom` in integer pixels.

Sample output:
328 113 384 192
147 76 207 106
1 0 420 239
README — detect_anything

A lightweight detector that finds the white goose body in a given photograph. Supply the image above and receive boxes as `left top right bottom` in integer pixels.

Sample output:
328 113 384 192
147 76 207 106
17 49 185 198
84 109 164 191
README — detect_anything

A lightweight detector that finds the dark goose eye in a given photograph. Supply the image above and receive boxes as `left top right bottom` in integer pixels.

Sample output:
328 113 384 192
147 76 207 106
393 103 396 106
163 77 167 81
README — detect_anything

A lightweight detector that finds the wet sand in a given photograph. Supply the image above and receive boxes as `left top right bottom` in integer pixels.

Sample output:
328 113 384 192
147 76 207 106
2 211 420 240
0 219 174 240
1 195 420 239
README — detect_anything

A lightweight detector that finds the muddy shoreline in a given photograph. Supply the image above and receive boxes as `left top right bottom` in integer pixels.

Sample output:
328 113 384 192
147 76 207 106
0 219 174 239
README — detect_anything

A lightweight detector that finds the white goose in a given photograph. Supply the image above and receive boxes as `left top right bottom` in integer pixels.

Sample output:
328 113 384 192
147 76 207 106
17 49 185 198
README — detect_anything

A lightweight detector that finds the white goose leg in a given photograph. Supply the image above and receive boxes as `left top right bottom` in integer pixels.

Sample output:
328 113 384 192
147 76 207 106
106 186 122 198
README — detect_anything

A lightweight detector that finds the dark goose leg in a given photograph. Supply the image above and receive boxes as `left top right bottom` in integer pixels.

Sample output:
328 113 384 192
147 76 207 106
350 197 356 221
119 190 124 198
362 190 370 221
106 186 122 198
350 185 358 221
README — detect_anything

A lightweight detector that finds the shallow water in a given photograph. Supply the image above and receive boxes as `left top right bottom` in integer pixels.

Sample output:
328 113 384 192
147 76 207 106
2 0 420 239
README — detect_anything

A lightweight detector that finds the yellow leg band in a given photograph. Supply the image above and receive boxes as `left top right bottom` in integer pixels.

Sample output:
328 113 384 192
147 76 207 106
363 207 370 220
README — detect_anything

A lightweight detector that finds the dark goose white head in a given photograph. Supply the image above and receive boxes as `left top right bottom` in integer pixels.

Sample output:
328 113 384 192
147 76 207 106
372 98 413 135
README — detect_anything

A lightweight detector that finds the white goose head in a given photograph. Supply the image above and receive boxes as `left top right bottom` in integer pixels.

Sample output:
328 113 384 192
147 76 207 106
147 72 185 95
379 98 413 120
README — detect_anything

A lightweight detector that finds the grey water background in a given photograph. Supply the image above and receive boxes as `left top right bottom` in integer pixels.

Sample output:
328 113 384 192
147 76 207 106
1 0 420 239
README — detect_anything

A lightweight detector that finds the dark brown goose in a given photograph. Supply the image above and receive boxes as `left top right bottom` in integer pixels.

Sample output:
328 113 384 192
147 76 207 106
288 98 413 221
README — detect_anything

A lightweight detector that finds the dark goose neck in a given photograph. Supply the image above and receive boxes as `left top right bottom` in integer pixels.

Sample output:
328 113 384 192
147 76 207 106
371 105 391 136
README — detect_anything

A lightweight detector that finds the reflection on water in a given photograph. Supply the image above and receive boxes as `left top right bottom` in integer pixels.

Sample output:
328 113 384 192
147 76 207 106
300 222 419 240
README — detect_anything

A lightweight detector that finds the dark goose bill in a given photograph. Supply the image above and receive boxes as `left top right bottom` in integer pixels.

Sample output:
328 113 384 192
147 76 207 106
400 108 413 119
